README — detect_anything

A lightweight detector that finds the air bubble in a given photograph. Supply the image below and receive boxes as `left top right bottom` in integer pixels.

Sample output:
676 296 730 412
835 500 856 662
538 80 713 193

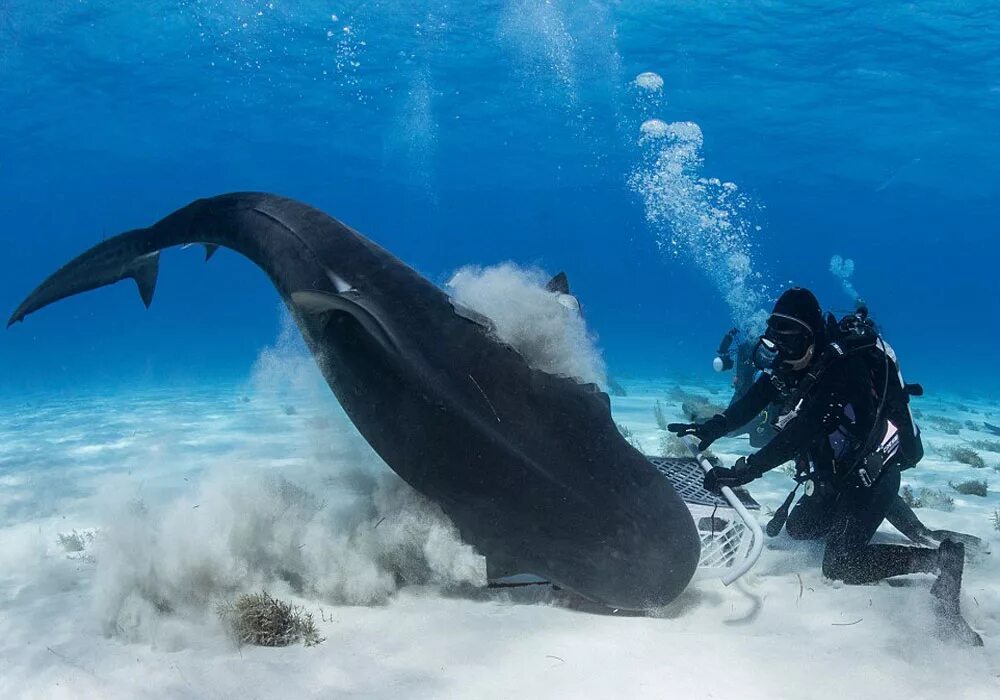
635 71 664 91
640 119 669 138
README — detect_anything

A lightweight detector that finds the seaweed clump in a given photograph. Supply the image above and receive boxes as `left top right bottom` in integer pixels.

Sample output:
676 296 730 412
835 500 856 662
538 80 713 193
659 434 688 458
926 415 962 435
653 400 668 430
901 485 955 512
617 423 643 452
57 529 95 553
970 439 1000 454
217 592 322 648
949 479 988 497
657 434 721 467
949 446 986 469
682 399 723 423
668 387 726 423
57 529 98 563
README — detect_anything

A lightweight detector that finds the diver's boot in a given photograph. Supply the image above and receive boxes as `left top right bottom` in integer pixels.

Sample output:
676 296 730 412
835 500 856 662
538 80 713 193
927 529 985 555
930 540 964 611
888 495 985 554
930 540 984 647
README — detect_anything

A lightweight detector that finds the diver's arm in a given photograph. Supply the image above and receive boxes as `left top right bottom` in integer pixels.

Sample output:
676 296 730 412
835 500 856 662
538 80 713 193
744 412 817 475
720 373 778 429
669 374 777 450
744 369 843 475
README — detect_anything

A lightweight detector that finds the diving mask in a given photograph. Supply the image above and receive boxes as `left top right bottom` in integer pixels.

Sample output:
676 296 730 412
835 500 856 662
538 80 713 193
752 313 815 371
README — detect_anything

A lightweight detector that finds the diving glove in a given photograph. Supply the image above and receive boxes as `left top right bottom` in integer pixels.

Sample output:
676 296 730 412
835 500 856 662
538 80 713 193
667 414 728 451
703 456 758 493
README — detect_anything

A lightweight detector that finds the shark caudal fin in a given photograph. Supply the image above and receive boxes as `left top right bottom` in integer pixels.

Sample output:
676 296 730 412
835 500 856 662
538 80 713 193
7 239 164 328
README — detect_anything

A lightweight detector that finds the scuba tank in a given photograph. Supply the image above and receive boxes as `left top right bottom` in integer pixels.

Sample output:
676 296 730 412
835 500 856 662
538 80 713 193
770 306 922 472
833 307 923 476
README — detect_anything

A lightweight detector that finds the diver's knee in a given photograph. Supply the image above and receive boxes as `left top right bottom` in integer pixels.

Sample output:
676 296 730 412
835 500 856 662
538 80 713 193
822 550 867 584
822 547 849 582
785 521 813 540
821 555 843 581
786 512 823 540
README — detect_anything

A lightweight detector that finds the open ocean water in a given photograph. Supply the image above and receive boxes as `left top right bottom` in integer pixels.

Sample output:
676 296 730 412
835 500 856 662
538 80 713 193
1 2 1000 698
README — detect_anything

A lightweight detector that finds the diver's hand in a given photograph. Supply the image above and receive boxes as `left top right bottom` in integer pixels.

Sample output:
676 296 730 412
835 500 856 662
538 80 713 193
667 414 727 451
703 456 757 493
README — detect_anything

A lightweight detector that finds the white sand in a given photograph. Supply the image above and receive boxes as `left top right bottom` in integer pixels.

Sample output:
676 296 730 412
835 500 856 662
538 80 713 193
1 375 999 699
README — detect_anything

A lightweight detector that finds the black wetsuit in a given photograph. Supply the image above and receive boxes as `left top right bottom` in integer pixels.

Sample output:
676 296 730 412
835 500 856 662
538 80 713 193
722 355 939 584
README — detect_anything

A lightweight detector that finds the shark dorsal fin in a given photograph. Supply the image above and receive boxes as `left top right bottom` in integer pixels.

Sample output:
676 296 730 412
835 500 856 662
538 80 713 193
545 272 570 295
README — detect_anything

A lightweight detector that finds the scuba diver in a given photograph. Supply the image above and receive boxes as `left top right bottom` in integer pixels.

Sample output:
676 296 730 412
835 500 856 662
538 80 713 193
670 287 983 645
707 294 982 550
713 327 755 400
712 327 777 446
713 305 980 552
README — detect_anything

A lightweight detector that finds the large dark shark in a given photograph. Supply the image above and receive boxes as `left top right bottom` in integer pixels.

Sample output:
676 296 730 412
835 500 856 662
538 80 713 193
8 193 700 609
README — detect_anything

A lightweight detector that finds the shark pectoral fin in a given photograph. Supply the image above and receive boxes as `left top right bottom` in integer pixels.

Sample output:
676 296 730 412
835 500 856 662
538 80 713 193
291 290 356 317
291 290 399 356
130 252 161 309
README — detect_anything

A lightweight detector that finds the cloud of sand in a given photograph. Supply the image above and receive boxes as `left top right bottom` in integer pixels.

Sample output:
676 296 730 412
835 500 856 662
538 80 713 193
89 312 485 645
446 263 607 387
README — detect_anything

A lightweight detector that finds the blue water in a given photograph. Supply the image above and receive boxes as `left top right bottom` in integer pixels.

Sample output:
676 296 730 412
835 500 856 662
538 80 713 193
2 1 999 396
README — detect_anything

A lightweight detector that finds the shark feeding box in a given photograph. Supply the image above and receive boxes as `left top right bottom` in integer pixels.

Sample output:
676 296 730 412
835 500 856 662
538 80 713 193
490 437 763 593
647 449 762 584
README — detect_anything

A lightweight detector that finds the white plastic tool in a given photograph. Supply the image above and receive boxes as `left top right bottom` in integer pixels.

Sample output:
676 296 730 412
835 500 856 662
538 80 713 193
682 436 764 585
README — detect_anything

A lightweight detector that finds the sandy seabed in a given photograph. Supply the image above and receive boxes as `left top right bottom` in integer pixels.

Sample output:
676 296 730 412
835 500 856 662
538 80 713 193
1 376 999 700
